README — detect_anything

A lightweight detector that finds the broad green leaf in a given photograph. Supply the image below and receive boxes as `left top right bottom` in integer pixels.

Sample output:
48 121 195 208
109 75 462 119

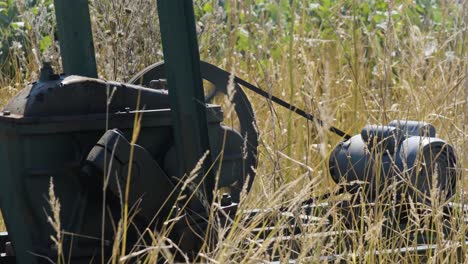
39 35 51 52
203 2 213 13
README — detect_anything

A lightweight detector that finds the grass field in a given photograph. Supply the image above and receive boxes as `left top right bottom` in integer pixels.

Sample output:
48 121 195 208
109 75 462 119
0 0 467 262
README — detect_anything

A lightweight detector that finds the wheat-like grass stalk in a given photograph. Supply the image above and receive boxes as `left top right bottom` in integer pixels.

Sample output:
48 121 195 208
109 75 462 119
0 0 466 263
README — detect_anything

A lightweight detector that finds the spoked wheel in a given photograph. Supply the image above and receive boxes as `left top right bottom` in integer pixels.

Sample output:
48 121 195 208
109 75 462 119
129 61 258 202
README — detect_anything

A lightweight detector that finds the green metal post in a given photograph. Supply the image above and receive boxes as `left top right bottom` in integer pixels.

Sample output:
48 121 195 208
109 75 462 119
54 0 97 77
157 0 214 203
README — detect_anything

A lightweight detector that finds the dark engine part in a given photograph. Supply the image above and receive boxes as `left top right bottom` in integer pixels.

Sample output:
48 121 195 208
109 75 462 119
82 129 210 258
0 62 258 263
83 129 180 222
329 120 457 204
130 60 259 198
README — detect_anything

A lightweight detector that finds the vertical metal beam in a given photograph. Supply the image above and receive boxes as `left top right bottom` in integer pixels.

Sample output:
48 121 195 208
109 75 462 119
157 0 214 203
54 0 97 77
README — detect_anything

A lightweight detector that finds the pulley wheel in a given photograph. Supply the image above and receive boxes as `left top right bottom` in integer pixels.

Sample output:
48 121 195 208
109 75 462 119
129 61 258 202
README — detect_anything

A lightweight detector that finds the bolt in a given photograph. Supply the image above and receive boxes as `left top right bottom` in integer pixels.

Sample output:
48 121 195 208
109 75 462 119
3 110 10 116
220 193 232 207
39 61 55 82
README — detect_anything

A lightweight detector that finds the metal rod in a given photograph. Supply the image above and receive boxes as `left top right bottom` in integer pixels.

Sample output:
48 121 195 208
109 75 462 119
233 76 352 140
54 0 97 77
157 0 214 204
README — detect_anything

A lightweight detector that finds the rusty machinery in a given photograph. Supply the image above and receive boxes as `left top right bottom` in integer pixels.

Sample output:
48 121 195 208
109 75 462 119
0 0 461 263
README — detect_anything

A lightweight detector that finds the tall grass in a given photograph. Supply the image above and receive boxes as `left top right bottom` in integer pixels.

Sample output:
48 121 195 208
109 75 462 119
0 0 467 262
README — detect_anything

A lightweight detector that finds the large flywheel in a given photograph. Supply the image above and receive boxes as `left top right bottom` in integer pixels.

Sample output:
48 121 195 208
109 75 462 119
129 61 259 201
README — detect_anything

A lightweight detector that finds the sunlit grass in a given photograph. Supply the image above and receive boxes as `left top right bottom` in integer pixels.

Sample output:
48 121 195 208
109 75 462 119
0 0 466 262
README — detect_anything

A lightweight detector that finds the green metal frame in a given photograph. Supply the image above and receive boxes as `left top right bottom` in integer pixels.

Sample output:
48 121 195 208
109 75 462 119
52 0 213 202
53 0 97 77
157 0 214 203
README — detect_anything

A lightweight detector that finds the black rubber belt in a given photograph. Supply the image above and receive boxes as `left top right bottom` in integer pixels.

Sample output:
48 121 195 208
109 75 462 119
233 76 352 140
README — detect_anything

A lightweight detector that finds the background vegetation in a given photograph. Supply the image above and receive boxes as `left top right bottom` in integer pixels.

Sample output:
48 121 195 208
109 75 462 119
0 0 467 263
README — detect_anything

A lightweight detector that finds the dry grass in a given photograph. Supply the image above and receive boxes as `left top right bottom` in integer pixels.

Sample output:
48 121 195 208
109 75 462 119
0 0 467 263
